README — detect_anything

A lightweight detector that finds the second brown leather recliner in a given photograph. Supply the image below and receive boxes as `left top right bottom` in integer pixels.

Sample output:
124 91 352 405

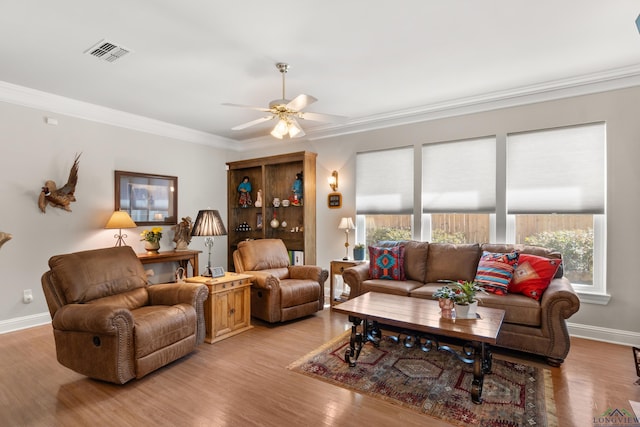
233 239 328 323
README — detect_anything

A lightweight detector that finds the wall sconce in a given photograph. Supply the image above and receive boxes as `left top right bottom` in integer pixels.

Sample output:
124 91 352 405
328 170 338 192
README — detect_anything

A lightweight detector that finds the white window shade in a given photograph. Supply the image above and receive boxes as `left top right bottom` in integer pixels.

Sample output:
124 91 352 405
507 123 605 214
356 147 414 214
422 137 496 213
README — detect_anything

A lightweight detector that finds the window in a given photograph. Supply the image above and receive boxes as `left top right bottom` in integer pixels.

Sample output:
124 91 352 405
506 123 606 299
422 137 495 243
356 147 413 246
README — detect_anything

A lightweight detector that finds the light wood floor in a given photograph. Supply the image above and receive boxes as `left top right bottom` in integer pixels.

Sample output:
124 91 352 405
1 308 639 427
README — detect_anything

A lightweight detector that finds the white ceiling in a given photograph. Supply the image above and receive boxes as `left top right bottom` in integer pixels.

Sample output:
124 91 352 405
1 1 640 147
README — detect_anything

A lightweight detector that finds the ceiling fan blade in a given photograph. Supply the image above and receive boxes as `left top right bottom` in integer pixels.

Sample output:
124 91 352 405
222 102 271 112
286 94 317 112
299 111 349 123
231 116 274 130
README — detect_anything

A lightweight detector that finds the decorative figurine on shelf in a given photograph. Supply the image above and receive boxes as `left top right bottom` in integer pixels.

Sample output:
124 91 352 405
237 176 252 208
255 189 263 208
270 211 280 229
172 216 192 251
290 171 303 206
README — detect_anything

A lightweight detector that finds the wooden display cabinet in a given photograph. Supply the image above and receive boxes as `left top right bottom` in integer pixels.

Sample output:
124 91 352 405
227 151 317 271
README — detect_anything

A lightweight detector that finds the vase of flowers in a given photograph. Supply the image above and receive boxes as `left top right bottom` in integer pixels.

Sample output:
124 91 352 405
141 227 162 253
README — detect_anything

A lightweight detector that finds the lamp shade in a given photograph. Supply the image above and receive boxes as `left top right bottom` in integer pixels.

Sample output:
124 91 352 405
338 217 355 230
105 211 137 229
191 210 227 237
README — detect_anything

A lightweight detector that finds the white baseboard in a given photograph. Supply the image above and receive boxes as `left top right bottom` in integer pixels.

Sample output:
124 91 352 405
568 322 640 347
1 314 638 348
0 312 51 334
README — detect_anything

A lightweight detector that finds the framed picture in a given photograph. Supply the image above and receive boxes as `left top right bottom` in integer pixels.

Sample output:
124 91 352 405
328 192 342 209
115 170 178 226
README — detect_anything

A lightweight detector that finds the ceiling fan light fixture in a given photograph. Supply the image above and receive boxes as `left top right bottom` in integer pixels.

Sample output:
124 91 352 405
288 118 304 138
271 119 288 139
226 61 345 139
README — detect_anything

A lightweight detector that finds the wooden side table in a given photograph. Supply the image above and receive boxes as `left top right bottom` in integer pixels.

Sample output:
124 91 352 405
137 249 201 277
186 273 253 344
330 259 367 307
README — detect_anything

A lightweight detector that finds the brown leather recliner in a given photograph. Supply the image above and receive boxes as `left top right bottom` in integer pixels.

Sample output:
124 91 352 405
233 239 328 323
41 246 209 384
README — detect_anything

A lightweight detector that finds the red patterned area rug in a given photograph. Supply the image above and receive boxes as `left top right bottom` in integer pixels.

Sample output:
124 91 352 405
288 331 557 427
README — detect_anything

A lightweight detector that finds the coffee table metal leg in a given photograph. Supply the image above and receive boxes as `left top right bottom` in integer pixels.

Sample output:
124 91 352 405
345 316 364 367
471 341 492 404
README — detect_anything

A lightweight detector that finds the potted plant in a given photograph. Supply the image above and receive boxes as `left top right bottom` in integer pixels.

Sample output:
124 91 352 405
353 243 366 261
441 280 487 318
140 227 163 253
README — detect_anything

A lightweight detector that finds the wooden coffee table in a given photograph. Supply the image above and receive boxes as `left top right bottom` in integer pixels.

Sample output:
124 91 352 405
332 292 505 404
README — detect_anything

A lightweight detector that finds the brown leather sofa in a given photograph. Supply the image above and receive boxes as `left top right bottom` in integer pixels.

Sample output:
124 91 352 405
233 239 328 323
41 246 209 384
342 241 580 366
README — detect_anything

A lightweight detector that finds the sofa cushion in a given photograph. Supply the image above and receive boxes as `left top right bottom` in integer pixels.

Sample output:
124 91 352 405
403 241 430 282
474 251 519 295
481 243 563 278
510 254 561 300
424 243 481 283
369 246 406 280
362 279 423 296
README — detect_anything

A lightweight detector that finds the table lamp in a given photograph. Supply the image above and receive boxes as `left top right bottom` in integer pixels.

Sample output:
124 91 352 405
338 217 356 260
105 211 137 246
191 209 227 277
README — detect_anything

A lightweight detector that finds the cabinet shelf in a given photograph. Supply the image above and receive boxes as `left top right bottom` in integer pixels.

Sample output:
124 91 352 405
226 152 317 271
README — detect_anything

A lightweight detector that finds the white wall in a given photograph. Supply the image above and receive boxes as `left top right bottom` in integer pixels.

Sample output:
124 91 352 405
229 86 640 343
3 85 639 344
0 102 229 329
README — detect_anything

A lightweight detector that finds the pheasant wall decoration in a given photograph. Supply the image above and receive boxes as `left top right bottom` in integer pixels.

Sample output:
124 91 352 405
0 232 11 250
38 153 81 213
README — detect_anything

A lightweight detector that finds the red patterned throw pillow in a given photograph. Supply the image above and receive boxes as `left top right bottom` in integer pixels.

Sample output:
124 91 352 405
474 251 519 295
369 246 406 280
510 253 562 300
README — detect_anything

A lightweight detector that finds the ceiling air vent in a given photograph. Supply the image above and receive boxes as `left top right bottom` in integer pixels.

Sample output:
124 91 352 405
84 39 132 63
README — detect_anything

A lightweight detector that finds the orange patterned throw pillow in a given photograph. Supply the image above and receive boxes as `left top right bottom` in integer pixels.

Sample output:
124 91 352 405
474 251 519 295
369 246 406 280
509 253 562 300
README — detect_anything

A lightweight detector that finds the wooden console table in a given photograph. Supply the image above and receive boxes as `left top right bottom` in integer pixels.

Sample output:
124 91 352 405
137 250 201 277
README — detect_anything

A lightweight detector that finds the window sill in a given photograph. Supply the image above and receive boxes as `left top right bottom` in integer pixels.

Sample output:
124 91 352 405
575 290 610 305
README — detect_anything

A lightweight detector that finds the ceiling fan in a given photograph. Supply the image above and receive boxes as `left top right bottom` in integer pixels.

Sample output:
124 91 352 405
223 63 346 139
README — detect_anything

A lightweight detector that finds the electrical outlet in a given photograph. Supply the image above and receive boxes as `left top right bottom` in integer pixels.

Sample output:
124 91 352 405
23 289 33 304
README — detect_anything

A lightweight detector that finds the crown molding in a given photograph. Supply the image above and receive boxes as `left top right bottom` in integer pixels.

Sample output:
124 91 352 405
3 63 640 151
306 63 640 141
0 81 236 150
